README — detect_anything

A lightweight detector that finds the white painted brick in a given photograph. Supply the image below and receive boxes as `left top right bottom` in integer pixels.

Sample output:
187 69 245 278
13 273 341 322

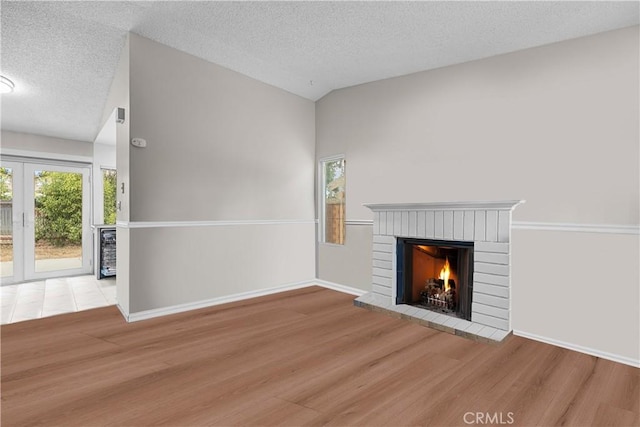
443 211 454 239
401 305 417 316
408 211 417 237
474 262 509 276
373 235 395 244
472 302 508 320
425 211 435 238
370 293 389 306
373 212 380 235
444 316 464 329
474 272 509 287
475 251 509 265
475 241 509 254
485 210 498 242
373 251 393 262
372 275 392 287
473 293 509 310
371 291 388 300
453 211 464 240
472 313 509 331
419 310 439 321
401 211 409 236
394 304 414 315
358 293 372 303
373 243 392 253
454 319 473 332
498 210 510 243
358 293 373 303
475 324 500 338
379 212 386 235
367 294 382 305
394 212 402 235
373 267 393 278
463 210 475 241
405 307 422 317
434 211 444 239
430 313 450 326
373 259 392 269
465 322 484 335
372 284 392 297
490 329 510 341
417 211 426 237
474 210 486 241
367 205 516 335
474 282 509 299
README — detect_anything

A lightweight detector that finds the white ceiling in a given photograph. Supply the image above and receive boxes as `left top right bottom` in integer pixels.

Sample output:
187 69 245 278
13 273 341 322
1 1 638 143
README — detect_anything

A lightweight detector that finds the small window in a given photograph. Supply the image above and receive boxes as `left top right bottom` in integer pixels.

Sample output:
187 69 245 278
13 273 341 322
320 157 346 244
102 169 117 225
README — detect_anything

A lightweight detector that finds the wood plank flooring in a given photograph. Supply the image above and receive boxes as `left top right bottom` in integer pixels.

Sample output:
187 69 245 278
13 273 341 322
1 286 638 426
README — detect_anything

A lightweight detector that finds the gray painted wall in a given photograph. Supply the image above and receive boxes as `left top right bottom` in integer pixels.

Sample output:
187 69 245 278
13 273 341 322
125 34 316 314
129 34 315 222
315 26 639 362
0 131 93 157
101 35 131 314
92 111 117 226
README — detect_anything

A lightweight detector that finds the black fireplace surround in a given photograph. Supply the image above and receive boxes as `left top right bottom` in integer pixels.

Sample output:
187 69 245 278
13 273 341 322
396 238 474 321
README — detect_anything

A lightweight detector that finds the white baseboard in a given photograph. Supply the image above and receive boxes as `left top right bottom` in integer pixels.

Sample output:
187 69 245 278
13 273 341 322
312 279 367 296
116 303 130 322
513 329 640 368
123 279 365 323
126 280 315 322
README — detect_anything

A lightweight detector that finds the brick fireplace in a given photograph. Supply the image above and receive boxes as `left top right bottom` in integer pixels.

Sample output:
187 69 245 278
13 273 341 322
354 201 524 343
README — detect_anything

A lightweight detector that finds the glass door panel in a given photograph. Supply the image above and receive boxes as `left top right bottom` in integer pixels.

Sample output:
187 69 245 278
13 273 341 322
0 162 23 284
24 163 91 280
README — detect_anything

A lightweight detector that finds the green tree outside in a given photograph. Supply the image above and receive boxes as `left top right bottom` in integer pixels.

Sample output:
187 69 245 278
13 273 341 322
35 171 82 246
0 167 12 201
103 169 117 225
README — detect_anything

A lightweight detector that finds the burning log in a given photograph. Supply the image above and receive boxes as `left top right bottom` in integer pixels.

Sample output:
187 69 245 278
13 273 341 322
421 280 457 311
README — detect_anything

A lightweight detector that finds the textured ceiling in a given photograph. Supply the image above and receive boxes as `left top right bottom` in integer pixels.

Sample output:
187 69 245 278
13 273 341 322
1 1 638 142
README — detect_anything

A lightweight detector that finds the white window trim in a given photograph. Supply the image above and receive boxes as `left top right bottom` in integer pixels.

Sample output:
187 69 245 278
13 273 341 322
318 154 345 244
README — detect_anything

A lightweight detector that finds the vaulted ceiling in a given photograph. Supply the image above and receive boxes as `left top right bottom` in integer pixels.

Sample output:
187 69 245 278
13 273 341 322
1 1 638 142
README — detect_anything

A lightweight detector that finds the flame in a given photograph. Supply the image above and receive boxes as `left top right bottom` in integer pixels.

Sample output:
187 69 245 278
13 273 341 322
439 257 451 291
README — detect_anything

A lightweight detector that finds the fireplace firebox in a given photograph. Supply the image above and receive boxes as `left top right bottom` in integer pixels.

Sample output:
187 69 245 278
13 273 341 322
397 238 474 321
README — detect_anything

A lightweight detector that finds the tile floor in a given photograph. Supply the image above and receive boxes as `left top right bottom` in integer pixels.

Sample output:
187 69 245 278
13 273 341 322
1 275 116 324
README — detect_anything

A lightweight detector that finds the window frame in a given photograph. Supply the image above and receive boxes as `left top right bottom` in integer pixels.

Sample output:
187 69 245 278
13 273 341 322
318 154 346 245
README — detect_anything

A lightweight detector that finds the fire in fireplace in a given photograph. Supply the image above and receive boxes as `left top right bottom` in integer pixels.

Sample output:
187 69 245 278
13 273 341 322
396 238 474 320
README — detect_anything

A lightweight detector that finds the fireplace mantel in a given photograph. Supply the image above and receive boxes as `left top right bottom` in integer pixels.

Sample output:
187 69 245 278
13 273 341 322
355 200 525 343
364 200 524 212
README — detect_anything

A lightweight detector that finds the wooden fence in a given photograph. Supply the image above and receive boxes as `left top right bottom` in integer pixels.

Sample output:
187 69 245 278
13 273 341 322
325 202 345 245
0 201 12 236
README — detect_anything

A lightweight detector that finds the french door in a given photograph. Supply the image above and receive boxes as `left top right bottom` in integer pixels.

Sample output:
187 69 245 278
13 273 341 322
0 159 92 284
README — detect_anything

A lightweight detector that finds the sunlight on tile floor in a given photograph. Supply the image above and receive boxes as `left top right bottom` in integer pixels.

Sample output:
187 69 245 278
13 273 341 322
0 275 116 324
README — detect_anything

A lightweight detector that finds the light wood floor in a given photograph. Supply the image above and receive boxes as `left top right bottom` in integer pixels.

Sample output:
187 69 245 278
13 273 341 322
1 286 638 426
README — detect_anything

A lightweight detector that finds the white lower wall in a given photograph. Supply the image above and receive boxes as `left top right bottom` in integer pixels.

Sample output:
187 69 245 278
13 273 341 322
512 229 639 365
317 224 373 291
127 222 315 313
116 227 130 314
